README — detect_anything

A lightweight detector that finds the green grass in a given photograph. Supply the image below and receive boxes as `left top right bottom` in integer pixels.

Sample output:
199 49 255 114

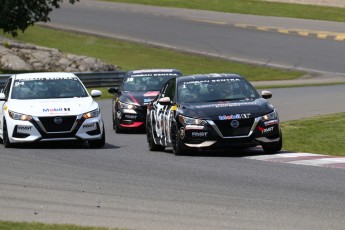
0 221 121 230
1 26 302 81
102 0 345 22
282 113 345 156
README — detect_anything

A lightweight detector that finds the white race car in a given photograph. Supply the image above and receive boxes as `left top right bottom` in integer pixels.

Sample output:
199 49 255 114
0 72 105 148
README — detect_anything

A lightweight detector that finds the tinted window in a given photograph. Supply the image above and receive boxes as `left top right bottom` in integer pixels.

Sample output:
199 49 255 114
178 78 260 103
3 77 13 98
122 72 180 91
11 78 88 99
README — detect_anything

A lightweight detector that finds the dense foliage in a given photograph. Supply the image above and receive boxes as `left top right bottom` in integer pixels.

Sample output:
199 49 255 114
0 0 78 36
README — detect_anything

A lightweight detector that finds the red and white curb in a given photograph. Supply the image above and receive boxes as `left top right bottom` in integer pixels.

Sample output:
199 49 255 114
244 152 345 169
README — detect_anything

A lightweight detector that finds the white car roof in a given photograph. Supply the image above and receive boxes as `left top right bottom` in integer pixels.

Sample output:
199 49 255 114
131 69 177 74
13 72 79 80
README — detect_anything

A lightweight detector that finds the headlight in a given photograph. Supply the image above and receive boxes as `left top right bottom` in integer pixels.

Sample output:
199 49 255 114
118 101 137 110
8 110 32 121
83 108 100 119
178 115 207 126
261 110 278 121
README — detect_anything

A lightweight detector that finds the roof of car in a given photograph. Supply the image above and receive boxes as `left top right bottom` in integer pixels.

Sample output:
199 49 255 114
176 73 244 82
13 72 78 80
128 69 182 75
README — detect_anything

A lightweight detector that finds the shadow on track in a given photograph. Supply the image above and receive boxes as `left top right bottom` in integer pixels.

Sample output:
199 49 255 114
163 146 291 158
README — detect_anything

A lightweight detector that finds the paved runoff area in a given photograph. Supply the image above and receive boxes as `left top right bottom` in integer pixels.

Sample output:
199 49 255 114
263 0 345 7
246 150 345 169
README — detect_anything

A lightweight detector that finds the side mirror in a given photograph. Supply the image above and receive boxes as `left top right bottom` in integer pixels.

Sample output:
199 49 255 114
0 92 6 101
261 90 272 99
108 87 119 94
158 96 171 105
90 89 102 98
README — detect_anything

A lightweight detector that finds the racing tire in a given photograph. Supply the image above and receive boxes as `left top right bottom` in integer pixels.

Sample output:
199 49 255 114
2 121 13 148
114 117 123 134
88 126 106 148
262 133 283 154
171 124 187 156
146 123 165 151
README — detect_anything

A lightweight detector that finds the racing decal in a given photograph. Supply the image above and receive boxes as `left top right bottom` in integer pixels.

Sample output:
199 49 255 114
144 91 159 97
195 101 257 109
132 69 176 74
124 114 137 119
185 125 204 130
152 101 174 145
83 123 96 131
18 76 77 81
191 132 208 138
43 108 70 115
218 113 251 120
17 125 32 134
258 126 274 134
43 108 70 112
14 81 25 87
128 93 139 105
144 98 153 104
264 119 279 126
180 127 186 139
116 111 122 119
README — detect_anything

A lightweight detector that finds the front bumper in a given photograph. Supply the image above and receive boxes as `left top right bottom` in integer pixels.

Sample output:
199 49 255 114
179 117 281 149
116 106 146 129
6 114 104 144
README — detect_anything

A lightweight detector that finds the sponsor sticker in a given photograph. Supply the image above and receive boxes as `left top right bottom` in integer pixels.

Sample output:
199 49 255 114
196 101 257 109
191 132 208 138
83 123 96 131
17 125 32 134
43 108 70 114
258 126 274 134
124 114 137 119
219 113 251 120
144 98 152 104
180 127 186 139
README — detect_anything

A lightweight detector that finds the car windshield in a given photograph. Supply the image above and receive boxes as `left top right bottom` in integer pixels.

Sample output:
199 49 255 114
122 73 179 91
11 77 89 99
178 78 260 103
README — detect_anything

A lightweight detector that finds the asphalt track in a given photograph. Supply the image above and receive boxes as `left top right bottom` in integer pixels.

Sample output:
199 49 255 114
1 1 345 230
46 0 345 75
1 97 345 230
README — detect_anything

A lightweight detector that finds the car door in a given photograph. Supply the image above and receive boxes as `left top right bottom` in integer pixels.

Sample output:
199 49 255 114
150 78 176 146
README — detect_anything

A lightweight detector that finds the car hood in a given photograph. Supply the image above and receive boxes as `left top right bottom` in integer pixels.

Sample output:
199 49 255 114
119 91 160 106
8 97 99 117
178 98 275 120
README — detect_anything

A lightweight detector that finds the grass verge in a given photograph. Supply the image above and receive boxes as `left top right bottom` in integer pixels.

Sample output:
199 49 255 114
282 113 345 156
0 221 121 230
1 26 302 81
102 0 345 22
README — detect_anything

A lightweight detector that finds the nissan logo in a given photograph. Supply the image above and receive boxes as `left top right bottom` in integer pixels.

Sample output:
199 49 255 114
230 120 240 128
54 117 63 125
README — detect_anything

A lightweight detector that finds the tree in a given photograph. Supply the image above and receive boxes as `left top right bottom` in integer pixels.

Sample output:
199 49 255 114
0 0 79 37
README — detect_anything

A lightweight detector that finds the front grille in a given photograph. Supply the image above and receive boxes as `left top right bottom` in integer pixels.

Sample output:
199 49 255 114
213 119 254 137
38 116 77 132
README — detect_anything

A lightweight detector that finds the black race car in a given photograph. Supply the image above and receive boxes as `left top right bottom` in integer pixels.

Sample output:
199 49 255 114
146 73 282 155
108 69 183 133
